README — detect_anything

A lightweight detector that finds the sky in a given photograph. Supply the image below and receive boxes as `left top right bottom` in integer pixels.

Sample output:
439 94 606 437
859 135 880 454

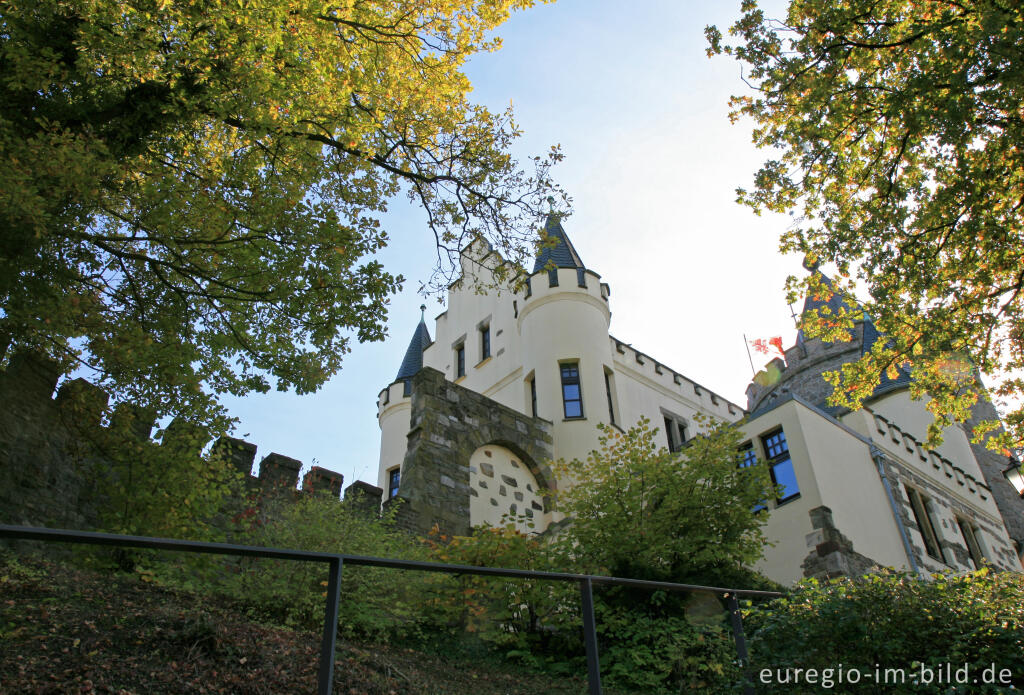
220 0 803 488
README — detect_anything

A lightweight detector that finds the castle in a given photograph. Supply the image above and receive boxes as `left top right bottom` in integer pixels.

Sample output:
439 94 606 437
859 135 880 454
376 216 1024 584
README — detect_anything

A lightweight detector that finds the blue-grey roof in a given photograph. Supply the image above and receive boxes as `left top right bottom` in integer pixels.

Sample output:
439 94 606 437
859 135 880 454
396 310 432 381
532 215 585 274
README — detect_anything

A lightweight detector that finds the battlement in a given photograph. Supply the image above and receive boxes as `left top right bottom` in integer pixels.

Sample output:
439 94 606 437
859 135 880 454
746 324 871 414
0 350 380 531
518 267 610 319
870 411 991 503
610 336 744 420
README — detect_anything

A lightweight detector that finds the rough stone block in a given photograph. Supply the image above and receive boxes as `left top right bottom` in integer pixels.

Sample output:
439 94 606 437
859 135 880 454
259 452 302 489
344 480 382 513
211 436 258 477
55 378 109 427
305 466 345 498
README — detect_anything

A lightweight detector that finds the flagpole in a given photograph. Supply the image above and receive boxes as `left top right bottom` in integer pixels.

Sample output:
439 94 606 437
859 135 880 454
742 333 756 376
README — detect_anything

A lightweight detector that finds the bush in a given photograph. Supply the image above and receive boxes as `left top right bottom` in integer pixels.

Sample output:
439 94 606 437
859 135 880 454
220 493 428 642
744 569 1024 693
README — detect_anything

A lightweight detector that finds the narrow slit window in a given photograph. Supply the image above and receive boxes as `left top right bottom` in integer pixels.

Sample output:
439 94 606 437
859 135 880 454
480 325 491 360
604 369 617 426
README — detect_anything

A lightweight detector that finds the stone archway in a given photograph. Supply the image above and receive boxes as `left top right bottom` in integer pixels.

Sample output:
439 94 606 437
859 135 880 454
391 368 554 536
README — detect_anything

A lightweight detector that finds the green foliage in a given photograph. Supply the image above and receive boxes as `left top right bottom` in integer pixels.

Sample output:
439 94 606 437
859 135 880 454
421 418 777 692
422 524 578 658
708 1 1024 449
553 417 775 582
1 0 564 429
745 569 1024 693
222 493 426 642
93 420 243 542
594 590 740 693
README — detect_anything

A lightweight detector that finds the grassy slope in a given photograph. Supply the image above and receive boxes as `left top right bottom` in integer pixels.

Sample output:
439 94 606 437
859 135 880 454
0 552 595 695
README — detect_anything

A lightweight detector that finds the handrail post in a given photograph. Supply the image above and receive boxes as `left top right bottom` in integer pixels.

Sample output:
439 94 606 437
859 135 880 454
726 593 754 695
317 557 344 695
579 577 602 695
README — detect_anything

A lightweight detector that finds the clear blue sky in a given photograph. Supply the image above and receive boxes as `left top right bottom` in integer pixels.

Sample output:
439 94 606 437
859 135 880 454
220 0 802 488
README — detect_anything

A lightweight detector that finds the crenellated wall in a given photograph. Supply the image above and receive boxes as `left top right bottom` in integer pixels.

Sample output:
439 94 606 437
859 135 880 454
0 350 380 533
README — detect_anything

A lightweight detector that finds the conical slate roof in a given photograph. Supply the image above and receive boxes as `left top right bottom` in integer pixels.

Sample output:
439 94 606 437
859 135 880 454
532 215 585 274
396 306 432 381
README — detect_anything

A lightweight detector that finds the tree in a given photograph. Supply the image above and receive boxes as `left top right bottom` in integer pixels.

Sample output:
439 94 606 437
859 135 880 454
1 0 563 427
707 1 1024 448
553 417 774 583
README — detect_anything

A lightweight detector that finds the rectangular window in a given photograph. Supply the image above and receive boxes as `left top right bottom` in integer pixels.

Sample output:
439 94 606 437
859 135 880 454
560 362 583 418
388 468 400 499
577 268 587 288
548 268 559 287
402 379 412 397
956 516 985 569
604 370 616 426
906 486 943 561
738 443 759 469
762 428 800 504
456 343 465 378
530 377 538 418
664 416 677 452
480 325 491 360
663 414 688 453
738 442 767 513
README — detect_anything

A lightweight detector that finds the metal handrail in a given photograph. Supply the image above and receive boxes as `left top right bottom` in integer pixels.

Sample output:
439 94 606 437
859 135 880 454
0 525 781 694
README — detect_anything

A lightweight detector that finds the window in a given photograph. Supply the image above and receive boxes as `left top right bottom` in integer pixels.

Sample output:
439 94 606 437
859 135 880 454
906 486 943 561
480 325 491 360
560 362 583 418
956 516 986 569
456 343 465 378
738 443 759 469
762 429 800 504
577 268 587 288
529 376 538 418
738 442 767 513
662 414 688 453
402 379 412 397
388 468 400 499
548 268 559 287
604 369 617 426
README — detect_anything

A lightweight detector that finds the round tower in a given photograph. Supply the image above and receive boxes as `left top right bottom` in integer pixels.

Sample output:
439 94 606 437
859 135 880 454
376 307 432 495
517 216 615 465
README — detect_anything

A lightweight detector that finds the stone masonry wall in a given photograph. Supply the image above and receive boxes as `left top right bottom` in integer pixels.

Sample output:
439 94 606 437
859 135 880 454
960 391 1024 553
801 506 881 581
746 326 867 414
0 350 376 533
391 367 554 536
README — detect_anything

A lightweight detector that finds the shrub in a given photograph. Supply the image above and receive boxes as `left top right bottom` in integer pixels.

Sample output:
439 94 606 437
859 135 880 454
744 569 1024 693
222 493 427 642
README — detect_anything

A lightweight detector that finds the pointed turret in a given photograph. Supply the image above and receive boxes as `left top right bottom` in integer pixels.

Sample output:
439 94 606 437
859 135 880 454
396 305 432 383
747 259 910 414
797 258 909 394
532 214 586 273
